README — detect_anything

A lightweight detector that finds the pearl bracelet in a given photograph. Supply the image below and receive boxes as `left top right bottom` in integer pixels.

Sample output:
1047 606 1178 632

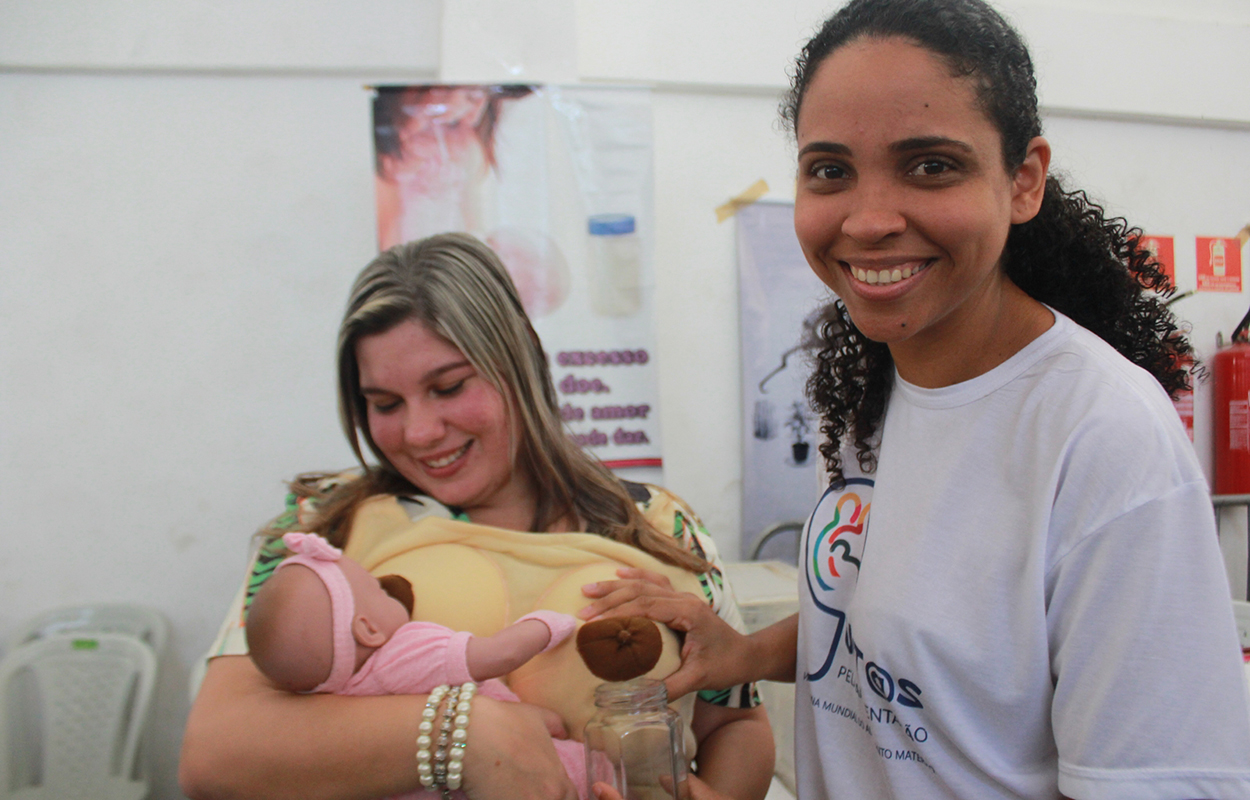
415 685 449 788
432 684 458 793
434 681 476 797
447 681 475 790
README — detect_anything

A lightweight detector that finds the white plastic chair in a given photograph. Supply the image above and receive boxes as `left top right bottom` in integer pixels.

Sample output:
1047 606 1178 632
7 605 167 657
0 633 156 800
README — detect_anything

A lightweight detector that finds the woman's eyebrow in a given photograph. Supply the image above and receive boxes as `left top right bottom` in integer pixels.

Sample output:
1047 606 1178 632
359 360 473 394
890 135 974 154
423 360 473 381
798 141 852 158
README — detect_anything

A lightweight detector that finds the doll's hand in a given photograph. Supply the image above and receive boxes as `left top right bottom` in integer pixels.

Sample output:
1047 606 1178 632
467 611 577 682
515 610 578 652
536 705 569 739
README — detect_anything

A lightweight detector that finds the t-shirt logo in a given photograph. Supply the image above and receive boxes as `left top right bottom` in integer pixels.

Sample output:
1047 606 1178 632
810 484 871 590
804 478 873 682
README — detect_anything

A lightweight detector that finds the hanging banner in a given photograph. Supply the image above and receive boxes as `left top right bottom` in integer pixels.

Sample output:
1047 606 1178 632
372 85 660 469
737 200 829 560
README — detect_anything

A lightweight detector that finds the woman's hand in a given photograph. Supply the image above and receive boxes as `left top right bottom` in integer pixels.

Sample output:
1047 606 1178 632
462 698 579 800
580 569 757 699
591 773 733 800
180 656 577 800
181 656 431 800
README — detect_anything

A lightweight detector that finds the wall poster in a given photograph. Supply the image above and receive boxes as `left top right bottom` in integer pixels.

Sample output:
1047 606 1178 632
1196 236 1243 293
737 200 830 561
372 85 661 469
1140 235 1175 285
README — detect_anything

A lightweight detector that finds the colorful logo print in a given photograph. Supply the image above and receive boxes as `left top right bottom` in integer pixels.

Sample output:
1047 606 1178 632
804 479 873 681
811 486 871 594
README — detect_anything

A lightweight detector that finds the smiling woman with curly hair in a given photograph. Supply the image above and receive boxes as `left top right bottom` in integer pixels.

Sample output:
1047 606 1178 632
585 2 1250 799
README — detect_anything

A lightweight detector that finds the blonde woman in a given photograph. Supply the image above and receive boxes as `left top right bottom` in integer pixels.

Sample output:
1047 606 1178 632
179 233 773 800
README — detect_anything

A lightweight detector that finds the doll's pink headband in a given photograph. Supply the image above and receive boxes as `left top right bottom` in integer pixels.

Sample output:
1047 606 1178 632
275 532 356 693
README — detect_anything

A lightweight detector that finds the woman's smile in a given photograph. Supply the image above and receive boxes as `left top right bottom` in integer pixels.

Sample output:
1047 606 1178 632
421 441 472 471
840 257 934 290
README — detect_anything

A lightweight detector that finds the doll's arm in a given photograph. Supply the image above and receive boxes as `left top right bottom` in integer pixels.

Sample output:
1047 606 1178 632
464 611 576 682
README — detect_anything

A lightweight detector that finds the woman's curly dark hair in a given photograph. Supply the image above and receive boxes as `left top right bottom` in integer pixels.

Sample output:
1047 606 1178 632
785 0 1193 485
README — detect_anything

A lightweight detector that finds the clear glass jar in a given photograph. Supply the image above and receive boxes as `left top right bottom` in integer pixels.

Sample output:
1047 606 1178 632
583 678 688 800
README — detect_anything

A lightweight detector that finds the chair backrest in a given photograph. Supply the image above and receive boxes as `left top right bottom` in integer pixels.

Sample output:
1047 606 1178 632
749 520 804 564
7 606 167 656
0 633 156 800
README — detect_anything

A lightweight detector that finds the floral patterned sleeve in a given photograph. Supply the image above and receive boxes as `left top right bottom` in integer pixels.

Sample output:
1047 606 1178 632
199 481 460 671
626 481 762 710
197 491 311 667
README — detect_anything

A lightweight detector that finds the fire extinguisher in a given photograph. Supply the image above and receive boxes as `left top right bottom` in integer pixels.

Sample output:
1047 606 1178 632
1214 303 1250 494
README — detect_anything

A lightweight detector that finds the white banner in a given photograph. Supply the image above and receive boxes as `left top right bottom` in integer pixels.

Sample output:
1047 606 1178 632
737 201 830 559
372 85 661 469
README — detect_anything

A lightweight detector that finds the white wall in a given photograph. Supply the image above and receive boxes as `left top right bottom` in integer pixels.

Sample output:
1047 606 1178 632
1 2 1247 797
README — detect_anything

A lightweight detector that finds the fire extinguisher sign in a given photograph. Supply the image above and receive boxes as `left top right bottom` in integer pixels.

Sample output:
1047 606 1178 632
1141 235 1175 285
1196 236 1242 292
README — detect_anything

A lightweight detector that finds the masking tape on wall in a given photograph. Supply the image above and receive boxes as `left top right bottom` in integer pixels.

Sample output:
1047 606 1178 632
716 179 770 223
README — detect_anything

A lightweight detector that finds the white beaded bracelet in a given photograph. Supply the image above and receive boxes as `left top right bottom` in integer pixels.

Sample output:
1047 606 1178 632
432 684 460 797
416 685 449 789
444 681 476 791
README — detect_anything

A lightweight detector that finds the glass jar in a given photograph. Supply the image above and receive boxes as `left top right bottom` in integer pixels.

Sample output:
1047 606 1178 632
583 678 688 800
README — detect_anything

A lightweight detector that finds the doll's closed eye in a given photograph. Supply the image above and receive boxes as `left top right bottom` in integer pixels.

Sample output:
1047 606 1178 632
378 574 415 616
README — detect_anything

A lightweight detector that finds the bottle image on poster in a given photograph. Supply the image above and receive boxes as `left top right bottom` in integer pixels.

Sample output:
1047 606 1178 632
587 214 641 317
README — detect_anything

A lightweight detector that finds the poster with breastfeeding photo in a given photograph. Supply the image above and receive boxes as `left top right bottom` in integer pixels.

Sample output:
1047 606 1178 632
372 85 661 471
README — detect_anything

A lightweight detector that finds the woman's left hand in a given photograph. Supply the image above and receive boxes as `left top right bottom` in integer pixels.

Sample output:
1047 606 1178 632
578 567 681 620
581 568 757 700
591 774 732 800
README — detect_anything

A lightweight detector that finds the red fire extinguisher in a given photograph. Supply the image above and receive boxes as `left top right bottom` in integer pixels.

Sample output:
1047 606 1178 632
1214 304 1250 494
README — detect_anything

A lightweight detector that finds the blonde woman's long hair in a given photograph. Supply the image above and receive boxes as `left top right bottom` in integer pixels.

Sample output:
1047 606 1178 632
301 233 708 573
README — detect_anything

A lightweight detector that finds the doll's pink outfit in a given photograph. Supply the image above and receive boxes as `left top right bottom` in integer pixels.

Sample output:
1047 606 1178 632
278 533 587 800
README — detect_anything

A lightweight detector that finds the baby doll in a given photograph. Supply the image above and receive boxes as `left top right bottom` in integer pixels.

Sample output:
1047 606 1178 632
246 532 587 799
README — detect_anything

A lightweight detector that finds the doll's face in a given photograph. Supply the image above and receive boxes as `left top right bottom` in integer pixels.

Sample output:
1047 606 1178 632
339 556 411 642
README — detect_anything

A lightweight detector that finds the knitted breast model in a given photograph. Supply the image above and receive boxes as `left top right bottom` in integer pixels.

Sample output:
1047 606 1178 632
576 616 664 682
341 495 701 755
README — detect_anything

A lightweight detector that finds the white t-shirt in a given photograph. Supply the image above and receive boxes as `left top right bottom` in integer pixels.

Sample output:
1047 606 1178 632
795 311 1250 800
